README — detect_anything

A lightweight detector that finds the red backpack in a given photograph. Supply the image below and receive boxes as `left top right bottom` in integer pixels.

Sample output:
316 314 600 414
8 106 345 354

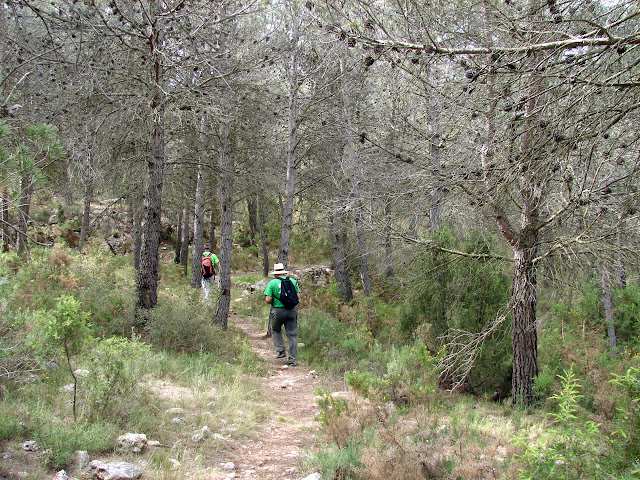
202 255 214 278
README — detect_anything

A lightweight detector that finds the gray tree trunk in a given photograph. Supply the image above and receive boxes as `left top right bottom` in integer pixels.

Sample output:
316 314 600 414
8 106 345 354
258 193 269 277
79 154 94 252
214 111 233 330
600 260 618 356
329 211 353 303
16 173 32 253
191 160 207 288
135 1 165 313
180 206 190 273
209 207 217 251
277 14 300 269
247 194 258 246
174 209 182 264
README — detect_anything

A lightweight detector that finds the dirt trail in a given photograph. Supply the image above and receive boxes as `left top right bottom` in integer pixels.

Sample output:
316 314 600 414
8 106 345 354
223 311 345 480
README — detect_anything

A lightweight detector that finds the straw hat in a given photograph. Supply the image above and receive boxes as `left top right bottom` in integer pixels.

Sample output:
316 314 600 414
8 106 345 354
270 263 288 276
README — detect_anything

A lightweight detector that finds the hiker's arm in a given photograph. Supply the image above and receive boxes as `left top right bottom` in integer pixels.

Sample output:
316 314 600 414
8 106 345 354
265 295 272 304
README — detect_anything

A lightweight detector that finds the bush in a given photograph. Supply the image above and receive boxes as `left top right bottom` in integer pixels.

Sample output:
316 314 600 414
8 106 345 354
83 336 151 421
146 292 237 356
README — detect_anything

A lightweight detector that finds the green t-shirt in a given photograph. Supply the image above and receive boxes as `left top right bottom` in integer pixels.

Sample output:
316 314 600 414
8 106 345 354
264 276 300 308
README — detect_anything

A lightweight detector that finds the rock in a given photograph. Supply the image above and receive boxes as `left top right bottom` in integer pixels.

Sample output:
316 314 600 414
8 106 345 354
221 462 236 471
22 440 38 452
117 433 147 454
171 417 187 425
169 458 180 469
1 451 12 459
201 426 212 438
89 461 143 480
73 369 89 378
192 434 204 443
301 473 322 480
165 407 186 415
76 450 90 471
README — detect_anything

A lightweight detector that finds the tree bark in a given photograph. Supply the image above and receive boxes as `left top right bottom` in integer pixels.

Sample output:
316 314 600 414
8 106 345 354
277 12 300 269
16 173 32 253
135 1 165 314
258 193 269 277
329 211 353 302
180 205 190 273
190 159 207 288
78 155 93 253
174 209 182 264
511 242 539 406
600 260 618 356
214 110 233 330
247 193 258 246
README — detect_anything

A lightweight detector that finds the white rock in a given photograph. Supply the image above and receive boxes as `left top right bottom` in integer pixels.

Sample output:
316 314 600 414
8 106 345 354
301 473 322 480
169 458 181 469
22 440 38 452
171 417 187 425
192 434 203 443
201 426 212 438
221 462 236 470
166 407 186 415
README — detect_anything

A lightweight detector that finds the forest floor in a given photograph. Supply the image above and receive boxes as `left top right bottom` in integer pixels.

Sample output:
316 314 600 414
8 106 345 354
0 307 347 480
216 310 346 480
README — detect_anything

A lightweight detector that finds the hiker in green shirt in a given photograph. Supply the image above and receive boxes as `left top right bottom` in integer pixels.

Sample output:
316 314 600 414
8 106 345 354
201 243 219 300
264 263 300 366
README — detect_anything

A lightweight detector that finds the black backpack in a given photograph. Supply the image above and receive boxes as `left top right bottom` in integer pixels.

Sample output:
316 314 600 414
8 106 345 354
277 277 299 308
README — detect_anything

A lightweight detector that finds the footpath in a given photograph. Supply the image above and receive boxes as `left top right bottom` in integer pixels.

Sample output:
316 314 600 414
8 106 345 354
221 311 345 480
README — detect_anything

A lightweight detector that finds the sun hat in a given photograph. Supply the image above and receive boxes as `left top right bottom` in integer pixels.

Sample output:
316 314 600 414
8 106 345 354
270 263 288 276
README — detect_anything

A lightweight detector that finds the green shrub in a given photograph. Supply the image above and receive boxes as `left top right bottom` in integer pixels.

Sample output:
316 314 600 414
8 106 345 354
84 336 151 421
512 367 606 480
36 418 119 471
146 292 239 357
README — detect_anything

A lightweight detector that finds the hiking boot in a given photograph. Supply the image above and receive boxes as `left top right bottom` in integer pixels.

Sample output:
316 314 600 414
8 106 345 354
276 351 286 359
287 359 297 366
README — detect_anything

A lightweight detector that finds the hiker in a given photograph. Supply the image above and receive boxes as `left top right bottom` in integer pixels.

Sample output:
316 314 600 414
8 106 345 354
201 243 219 300
264 263 300 366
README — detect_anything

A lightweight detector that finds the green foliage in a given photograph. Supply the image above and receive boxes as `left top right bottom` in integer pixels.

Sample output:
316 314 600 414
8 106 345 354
39 295 93 356
315 387 350 426
35 417 118 471
346 341 441 405
304 440 364 480
610 366 640 464
613 285 640 348
398 228 511 394
512 367 606 479
146 292 237 355
83 336 151 421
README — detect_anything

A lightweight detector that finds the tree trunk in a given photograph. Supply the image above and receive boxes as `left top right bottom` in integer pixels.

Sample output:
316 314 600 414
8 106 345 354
209 206 217 251
135 2 165 314
258 193 269 277
329 211 353 302
174 209 182 264
0 186 8 251
214 112 233 330
600 260 618 356
190 160 207 288
383 200 394 278
132 196 143 272
277 14 300 269
180 206 190 273
16 173 32 253
247 193 258 247
79 169 93 253
511 243 539 406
